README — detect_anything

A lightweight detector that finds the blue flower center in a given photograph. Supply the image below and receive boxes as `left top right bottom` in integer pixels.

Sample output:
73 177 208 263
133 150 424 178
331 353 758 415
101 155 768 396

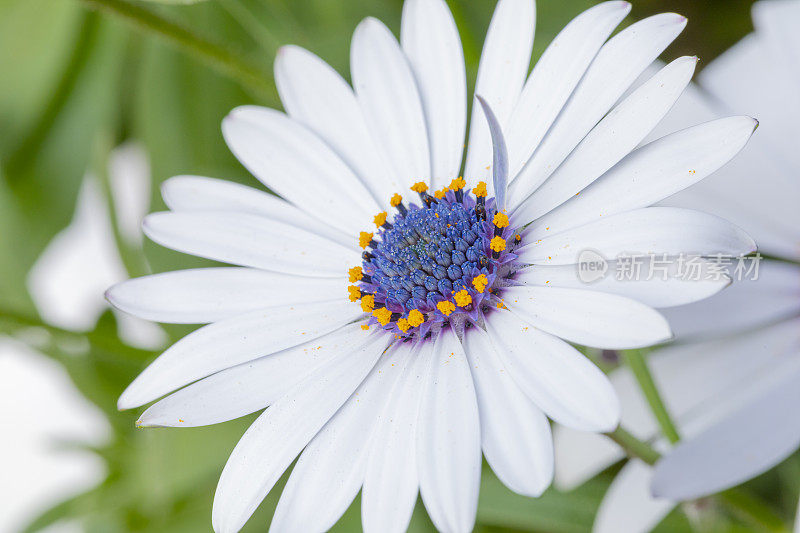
348 181 521 339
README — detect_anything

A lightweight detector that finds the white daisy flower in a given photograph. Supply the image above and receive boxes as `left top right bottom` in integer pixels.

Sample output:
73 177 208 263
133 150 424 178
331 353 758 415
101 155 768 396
554 2 800 531
108 1 758 531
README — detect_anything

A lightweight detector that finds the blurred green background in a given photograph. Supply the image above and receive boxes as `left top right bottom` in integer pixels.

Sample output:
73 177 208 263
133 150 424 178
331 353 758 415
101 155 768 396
3 0 797 531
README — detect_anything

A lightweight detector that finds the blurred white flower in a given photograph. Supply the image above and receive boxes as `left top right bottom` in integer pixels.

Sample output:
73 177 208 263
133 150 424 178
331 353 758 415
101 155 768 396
107 1 758 531
1 142 167 531
0 340 109 533
554 2 800 531
27 142 166 350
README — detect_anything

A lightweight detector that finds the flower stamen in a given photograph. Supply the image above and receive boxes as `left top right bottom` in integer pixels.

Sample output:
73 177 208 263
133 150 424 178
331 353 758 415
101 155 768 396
348 180 522 339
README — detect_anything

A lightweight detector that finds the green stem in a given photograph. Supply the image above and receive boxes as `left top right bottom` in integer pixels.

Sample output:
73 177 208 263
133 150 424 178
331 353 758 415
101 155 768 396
623 349 681 444
77 0 275 100
604 426 660 465
218 0 281 54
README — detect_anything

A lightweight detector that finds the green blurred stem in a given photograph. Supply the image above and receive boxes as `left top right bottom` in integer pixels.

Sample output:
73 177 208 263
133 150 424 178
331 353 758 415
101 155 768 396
77 0 275 99
218 0 281 54
622 349 681 444
0 308 82 339
605 426 660 465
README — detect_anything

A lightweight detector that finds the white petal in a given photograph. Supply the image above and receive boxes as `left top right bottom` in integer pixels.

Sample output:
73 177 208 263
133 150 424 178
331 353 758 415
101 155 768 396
706 8 800 170
109 142 151 246
555 318 800 490
515 56 698 219
351 18 430 190
270 343 411 533
661 260 800 339
211 332 386 533
643 63 719 141
752 0 800 86
554 423 624 490
136 324 364 428
161 175 355 249
476 95 509 211
118 300 362 409
516 260 730 309
401 0 466 186
795 497 800 533
653 319 800 442
463 327 553 496
665 32 800 261
107 268 345 324
143 211 360 278
362 343 429 533
594 460 675 533
519 207 756 265
417 327 481 533
486 310 620 432
501 285 672 349
522 116 758 236
274 45 399 205
505 1 630 179
651 366 800 501
464 0 535 191
222 106 377 234
662 146 800 262
509 13 687 203
28 176 127 331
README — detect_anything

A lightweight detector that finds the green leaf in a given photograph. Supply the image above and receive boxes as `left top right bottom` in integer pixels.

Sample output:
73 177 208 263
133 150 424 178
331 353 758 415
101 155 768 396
0 5 130 311
477 464 611 533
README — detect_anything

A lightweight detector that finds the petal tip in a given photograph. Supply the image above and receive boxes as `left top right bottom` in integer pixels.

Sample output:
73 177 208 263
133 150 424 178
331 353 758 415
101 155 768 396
117 394 134 411
104 286 117 306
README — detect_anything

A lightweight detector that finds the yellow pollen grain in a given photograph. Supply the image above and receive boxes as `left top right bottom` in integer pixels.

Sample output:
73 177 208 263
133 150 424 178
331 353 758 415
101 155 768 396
472 181 487 198
407 309 424 327
454 290 472 307
397 318 410 332
390 193 403 207
348 285 361 302
411 182 428 193
373 212 388 228
515 234 522 243
361 324 370 330
437 300 456 316
496 302 507 309
359 231 374 249
348 266 363 283
472 274 488 293
493 212 509 228
372 307 392 326
448 177 466 191
434 188 447 199
360 294 375 312
490 236 506 252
